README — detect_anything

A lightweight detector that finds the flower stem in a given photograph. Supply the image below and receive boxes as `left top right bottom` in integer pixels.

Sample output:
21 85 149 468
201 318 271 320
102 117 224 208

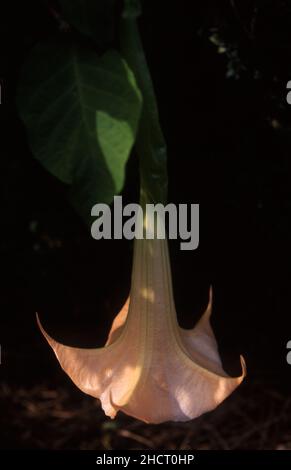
120 3 168 207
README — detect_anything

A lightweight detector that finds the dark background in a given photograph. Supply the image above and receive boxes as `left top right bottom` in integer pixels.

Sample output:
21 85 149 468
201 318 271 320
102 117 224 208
1 0 291 449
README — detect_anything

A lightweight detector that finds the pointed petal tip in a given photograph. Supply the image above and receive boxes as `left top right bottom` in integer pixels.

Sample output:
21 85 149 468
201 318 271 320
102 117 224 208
208 284 213 310
101 391 119 420
239 354 247 379
36 312 42 326
36 312 58 350
36 312 45 337
106 296 130 346
103 408 117 420
36 312 46 334
203 285 213 319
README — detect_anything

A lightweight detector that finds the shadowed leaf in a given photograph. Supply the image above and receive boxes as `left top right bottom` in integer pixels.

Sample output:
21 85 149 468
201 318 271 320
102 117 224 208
17 40 142 223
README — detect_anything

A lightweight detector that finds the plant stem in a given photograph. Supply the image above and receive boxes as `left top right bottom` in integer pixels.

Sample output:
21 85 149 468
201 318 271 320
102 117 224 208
120 5 168 207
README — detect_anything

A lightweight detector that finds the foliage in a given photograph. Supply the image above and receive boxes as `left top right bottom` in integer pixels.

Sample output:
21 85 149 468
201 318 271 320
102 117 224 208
18 40 142 223
17 0 145 224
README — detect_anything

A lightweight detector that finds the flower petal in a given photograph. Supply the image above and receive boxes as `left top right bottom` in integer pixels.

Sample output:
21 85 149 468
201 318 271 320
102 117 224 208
106 297 130 345
116 342 246 424
36 313 142 418
179 287 226 375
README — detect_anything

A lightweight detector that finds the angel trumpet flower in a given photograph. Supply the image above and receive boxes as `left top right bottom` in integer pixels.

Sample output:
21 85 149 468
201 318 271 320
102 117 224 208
37 209 246 424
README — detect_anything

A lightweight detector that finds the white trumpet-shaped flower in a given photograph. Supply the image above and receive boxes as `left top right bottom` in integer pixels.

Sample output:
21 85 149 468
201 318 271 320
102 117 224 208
37 209 246 424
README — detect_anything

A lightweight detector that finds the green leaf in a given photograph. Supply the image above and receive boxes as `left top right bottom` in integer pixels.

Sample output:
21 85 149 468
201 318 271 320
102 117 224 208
59 0 116 46
17 40 142 223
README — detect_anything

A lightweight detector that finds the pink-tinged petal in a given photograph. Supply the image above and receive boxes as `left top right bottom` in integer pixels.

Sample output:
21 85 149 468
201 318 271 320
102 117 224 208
116 319 246 424
36 313 142 419
106 297 130 346
179 287 224 375
119 353 246 424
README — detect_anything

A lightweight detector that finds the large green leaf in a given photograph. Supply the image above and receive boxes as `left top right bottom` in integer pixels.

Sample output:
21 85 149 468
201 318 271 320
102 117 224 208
17 40 142 222
59 0 116 46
